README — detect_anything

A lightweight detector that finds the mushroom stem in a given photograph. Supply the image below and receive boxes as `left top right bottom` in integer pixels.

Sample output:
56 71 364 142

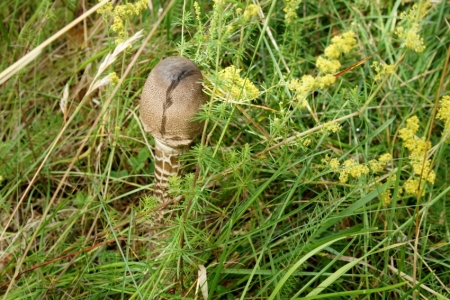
153 138 185 202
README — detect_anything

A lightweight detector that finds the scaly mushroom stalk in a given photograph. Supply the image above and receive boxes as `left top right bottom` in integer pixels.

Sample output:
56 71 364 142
140 56 208 203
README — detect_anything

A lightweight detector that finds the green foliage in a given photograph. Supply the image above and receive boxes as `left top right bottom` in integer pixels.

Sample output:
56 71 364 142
1 0 450 299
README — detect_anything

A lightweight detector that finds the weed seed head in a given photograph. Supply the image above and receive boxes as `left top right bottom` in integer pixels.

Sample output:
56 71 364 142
284 0 302 25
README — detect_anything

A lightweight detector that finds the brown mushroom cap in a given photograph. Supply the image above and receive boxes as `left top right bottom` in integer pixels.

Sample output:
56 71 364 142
140 56 208 148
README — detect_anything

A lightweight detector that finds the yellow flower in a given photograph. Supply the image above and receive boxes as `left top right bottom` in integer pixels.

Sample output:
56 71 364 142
316 56 341 74
323 30 356 59
379 153 392 164
394 1 431 54
399 116 420 144
322 121 342 134
287 75 317 106
347 162 369 178
368 159 383 172
98 1 114 16
322 155 340 171
109 72 120 85
437 95 450 135
217 65 259 101
334 159 370 183
135 0 147 13
399 116 435 186
395 23 426 53
286 78 301 94
111 16 125 33
287 30 356 109
331 31 357 54
314 74 336 89
406 116 420 132
243 4 260 20
404 178 419 195
371 61 395 81
411 159 435 184
400 2 432 21
329 158 340 171
324 44 340 59
381 189 392 207
339 172 349 183
410 138 431 157
321 154 330 164
342 159 356 170
368 153 391 172
100 0 148 45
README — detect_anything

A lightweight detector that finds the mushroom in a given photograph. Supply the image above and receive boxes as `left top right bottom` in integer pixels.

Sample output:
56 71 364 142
140 56 208 202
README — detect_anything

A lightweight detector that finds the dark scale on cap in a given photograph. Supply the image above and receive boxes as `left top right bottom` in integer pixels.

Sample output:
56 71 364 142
160 68 198 135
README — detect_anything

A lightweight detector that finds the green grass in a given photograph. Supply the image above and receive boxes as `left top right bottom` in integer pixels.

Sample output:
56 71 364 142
1 0 450 299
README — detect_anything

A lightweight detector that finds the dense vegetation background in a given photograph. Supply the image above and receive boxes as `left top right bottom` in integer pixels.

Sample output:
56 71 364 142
1 0 449 299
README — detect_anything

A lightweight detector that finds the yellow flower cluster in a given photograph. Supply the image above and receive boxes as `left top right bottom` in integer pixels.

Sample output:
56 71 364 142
437 95 450 136
395 24 425 53
314 74 336 89
286 31 356 107
98 0 147 44
322 121 342 134
399 116 435 187
283 0 302 25
403 178 420 195
316 56 341 74
383 174 404 205
328 157 340 171
317 31 357 73
109 72 119 85
323 152 391 184
381 189 392 207
338 159 370 183
287 74 336 108
368 153 392 172
302 138 311 147
325 152 395 205
394 1 432 53
323 31 357 59
243 4 260 20
401 2 432 21
371 61 395 81
216 65 260 101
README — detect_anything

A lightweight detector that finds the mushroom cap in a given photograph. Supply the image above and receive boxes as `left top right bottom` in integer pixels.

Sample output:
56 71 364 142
140 56 208 148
